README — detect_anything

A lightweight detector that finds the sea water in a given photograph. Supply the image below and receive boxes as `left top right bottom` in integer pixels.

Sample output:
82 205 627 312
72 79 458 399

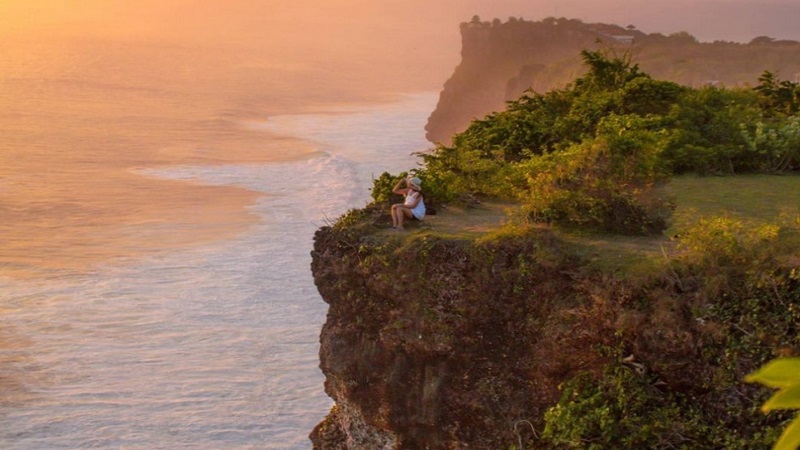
0 93 436 449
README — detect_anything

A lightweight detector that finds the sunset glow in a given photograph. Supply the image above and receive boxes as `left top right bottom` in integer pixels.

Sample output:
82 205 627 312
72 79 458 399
2 1 800 448
2 0 800 277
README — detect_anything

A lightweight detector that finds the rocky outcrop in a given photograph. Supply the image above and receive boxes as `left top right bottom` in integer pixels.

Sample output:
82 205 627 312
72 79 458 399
425 17 617 145
308 203 799 448
426 17 800 145
307 209 732 449
310 224 585 449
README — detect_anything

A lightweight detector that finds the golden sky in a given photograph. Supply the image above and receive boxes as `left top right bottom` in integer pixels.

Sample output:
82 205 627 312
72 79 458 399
4 0 799 43
2 0 798 98
2 0 795 95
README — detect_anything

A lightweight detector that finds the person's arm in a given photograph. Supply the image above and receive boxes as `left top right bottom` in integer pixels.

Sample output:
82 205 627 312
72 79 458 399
392 178 408 195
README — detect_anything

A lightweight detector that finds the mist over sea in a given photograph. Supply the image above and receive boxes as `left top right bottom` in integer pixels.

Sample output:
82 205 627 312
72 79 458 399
0 28 435 449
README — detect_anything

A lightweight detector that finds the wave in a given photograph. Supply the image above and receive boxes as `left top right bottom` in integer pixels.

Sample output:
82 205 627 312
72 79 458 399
0 91 438 450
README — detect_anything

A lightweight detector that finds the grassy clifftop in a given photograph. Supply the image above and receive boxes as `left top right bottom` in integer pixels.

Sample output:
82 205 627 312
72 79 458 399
310 49 800 449
310 175 800 448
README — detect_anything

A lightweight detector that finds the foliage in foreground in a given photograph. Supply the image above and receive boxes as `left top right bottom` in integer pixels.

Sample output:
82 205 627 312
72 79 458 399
748 359 800 450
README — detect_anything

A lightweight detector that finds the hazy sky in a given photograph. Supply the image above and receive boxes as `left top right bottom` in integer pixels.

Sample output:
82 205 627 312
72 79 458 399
2 0 799 93
3 0 799 42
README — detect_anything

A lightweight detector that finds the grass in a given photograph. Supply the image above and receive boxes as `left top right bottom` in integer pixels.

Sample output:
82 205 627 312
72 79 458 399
667 173 800 234
421 174 800 238
378 173 800 275
382 200 518 240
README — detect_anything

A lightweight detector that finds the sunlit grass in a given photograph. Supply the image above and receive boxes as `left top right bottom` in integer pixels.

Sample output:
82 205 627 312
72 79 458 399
549 173 800 277
380 174 800 277
667 174 800 234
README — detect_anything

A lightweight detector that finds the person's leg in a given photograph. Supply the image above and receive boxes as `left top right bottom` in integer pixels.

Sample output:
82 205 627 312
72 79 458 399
390 204 401 228
395 206 404 229
397 207 414 230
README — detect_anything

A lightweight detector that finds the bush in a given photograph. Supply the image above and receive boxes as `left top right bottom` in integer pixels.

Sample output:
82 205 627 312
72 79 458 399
661 87 762 174
542 366 687 449
740 117 800 172
542 365 783 449
370 171 407 204
677 216 783 275
518 115 673 235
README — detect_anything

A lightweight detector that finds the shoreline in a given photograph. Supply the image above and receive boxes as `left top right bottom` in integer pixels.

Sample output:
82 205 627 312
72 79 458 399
0 91 435 280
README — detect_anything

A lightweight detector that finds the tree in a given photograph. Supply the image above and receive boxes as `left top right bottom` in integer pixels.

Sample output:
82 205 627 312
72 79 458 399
669 31 698 44
754 71 800 116
750 36 777 45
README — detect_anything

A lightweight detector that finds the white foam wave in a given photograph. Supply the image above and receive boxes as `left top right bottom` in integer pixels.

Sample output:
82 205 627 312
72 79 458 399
0 91 439 450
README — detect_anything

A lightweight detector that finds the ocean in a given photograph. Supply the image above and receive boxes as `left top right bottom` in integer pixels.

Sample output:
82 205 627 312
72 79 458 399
0 28 435 449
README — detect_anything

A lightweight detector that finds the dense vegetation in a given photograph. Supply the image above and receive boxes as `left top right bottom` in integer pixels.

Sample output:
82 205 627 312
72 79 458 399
363 51 800 449
383 49 800 235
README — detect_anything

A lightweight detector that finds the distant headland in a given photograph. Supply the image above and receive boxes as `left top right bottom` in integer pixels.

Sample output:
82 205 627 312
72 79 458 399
426 16 800 144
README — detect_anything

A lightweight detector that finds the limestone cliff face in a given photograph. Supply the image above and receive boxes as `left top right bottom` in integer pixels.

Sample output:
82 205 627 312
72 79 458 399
307 216 723 449
425 18 612 145
426 17 800 145
310 225 582 449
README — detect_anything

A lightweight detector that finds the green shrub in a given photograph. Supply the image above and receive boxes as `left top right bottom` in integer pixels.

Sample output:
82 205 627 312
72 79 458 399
661 86 761 174
542 366 687 449
740 117 800 172
754 71 800 117
415 144 518 202
518 115 673 235
543 364 783 449
370 171 407 204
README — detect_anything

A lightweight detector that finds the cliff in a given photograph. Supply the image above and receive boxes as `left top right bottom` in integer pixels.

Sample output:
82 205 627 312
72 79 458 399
310 214 584 449
308 205 798 449
426 17 800 145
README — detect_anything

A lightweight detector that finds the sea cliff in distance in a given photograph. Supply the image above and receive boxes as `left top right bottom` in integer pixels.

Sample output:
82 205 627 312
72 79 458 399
426 16 800 144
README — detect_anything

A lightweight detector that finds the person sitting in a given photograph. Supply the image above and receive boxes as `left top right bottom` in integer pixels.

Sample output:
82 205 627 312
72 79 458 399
390 176 425 230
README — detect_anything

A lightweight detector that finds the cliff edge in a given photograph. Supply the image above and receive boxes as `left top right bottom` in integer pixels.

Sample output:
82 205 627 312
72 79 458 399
308 204 798 449
310 212 585 449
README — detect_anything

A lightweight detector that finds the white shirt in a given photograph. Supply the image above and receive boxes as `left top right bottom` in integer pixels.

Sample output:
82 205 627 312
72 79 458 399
404 190 426 219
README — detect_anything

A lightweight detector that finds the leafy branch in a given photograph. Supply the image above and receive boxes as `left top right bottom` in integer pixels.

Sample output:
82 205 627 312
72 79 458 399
747 358 800 450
